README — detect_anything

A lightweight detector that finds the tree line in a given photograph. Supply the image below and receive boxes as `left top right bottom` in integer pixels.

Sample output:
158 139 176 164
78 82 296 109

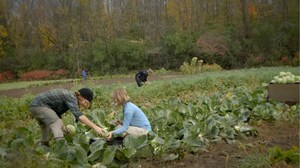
0 0 298 77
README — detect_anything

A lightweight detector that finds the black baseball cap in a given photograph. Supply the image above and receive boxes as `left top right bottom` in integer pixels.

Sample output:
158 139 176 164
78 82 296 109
78 88 93 102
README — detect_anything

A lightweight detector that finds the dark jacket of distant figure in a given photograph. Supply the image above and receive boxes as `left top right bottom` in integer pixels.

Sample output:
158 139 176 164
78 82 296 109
135 70 148 87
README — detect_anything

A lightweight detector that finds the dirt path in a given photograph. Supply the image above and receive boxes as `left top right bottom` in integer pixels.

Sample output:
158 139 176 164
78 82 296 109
0 73 181 98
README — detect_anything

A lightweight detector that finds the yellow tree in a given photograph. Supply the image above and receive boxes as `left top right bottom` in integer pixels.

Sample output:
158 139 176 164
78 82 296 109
0 25 8 59
166 0 180 30
0 0 8 59
178 0 192 31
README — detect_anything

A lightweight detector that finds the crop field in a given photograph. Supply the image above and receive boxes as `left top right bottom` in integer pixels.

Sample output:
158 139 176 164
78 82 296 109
0 66 299 168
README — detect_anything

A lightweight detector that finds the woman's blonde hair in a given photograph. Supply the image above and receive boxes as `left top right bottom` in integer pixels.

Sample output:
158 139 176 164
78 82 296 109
112 88 130 106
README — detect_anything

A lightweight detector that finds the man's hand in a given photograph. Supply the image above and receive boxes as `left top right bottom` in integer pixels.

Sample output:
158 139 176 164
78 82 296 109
63 125 70 134
93 126 104 136
79 115 105 136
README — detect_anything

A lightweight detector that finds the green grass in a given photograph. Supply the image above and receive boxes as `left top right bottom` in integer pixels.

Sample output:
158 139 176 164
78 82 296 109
0 70 168 91
239 146 300 168
0 81 50 90
0 66 298 92
0 79 81 91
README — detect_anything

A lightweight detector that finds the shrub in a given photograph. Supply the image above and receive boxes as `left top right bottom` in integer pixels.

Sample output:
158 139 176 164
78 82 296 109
180 57 203 74
291 51 300 66
160 31 196 68
155 67 169 74
91 38 147 74
0 71 15 82
201 63 222 72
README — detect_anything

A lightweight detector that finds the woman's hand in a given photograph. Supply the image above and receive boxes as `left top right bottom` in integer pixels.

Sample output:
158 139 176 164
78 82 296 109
113 119 122 126
106 131 113 140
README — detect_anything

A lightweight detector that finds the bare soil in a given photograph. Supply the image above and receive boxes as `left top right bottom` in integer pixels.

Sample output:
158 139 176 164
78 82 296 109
0 74 299 168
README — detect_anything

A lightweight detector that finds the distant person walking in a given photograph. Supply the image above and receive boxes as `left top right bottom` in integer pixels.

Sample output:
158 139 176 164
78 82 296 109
82 69 88 80
135 69 153 87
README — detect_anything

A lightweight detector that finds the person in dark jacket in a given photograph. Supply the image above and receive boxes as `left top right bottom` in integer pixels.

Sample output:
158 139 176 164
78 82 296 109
135 69 153 87
29 88 105 146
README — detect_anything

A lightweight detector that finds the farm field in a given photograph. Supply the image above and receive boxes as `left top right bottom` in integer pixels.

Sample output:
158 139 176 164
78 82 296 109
0 71 180 98
0 66 299 168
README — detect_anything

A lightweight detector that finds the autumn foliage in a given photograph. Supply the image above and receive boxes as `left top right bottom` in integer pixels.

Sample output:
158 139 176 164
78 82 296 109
20 69 69 81
0 1 298 75
0 71 15 82
0 69 69 82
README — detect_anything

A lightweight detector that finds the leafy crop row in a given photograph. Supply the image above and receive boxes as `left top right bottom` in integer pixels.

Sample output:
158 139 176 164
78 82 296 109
0 66 299 167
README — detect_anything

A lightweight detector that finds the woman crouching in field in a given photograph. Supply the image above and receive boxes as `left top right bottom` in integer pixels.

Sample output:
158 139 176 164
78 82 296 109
106 88 151 140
